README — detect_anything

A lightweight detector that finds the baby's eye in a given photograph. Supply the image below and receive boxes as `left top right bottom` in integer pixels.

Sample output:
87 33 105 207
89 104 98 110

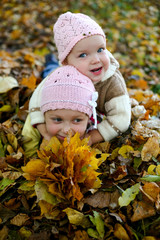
97 48 104 53
79 53 87 58
74 118 82 123
52 118 62 122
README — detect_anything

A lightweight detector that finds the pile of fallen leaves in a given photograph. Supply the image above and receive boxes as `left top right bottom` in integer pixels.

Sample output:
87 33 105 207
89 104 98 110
0 0 160 239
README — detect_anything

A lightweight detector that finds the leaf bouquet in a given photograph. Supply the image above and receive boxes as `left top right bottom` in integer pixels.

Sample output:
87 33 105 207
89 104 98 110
21 133 108 217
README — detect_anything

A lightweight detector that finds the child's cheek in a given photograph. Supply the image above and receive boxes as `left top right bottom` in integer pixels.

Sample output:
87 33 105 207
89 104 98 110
46 123 57 137
75 125 87 138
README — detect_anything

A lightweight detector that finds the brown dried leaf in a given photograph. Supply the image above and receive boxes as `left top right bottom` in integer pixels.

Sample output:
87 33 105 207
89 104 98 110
0 157 8 169
0 225 9 240
111 165 127 181
93 141 110 153
141 136 160 161
84 190 120 209
131 200 156 222
10 213 30 226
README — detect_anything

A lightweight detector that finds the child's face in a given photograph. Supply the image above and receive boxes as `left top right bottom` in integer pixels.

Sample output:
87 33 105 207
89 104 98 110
65 35 110 84
44 109 89 142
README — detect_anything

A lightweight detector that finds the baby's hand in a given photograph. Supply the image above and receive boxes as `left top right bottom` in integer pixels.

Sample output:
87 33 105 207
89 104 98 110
36 123 51 140
84 129 104 146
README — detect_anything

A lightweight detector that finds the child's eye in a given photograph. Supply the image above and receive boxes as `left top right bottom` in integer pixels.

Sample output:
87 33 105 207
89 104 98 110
74 118 82 123
52 118 62 122
97 48 104 53
79 53 87 58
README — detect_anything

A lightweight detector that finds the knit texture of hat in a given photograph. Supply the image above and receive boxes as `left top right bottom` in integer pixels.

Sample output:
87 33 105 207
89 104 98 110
54 11 106 63
40 65 97 118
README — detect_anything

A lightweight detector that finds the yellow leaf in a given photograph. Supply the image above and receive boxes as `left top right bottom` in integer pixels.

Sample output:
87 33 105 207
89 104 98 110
38 200 55 216
109 147 120 160
34 47 50 56
22 159 46 178
142 237 157 240
118 145 134 159
131 69 144 78
114 223 130 240
147 165 156 175
63 208 90 228
48 182 65 199
19 227 32 239
7 133 18 151
156 165 160 175
0 105 12 112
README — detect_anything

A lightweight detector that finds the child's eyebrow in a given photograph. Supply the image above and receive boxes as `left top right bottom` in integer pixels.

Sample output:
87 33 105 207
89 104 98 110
76 49 87 53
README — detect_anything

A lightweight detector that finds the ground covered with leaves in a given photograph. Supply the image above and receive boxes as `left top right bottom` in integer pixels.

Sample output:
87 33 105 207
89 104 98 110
0 0 160 239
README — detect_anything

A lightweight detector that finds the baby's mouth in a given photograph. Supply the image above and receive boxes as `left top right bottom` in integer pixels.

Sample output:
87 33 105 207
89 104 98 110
91 67 102 72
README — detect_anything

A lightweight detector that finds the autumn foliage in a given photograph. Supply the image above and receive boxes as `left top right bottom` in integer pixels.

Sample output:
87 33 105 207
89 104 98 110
21 133 108 209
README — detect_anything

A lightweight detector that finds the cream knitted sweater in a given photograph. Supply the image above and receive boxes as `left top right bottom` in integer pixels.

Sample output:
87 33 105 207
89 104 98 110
29 50 131 141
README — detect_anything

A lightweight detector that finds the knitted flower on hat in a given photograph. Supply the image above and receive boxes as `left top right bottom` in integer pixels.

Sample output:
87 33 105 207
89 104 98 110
54 12 106 63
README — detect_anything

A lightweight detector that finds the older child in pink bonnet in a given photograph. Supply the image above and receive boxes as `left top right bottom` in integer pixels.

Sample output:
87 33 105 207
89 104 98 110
22 65 98 157
29 12 131 146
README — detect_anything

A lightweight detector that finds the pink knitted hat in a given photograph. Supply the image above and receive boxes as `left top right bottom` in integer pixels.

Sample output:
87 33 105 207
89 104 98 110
54 12 106 63
40 66 98 125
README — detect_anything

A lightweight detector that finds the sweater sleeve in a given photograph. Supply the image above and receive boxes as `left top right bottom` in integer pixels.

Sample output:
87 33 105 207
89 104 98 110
22 115 41 157
29 76 48 126
97 95 131 141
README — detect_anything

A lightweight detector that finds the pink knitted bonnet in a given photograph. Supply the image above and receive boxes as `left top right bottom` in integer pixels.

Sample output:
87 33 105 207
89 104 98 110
54 11 106 63
40 66 98 126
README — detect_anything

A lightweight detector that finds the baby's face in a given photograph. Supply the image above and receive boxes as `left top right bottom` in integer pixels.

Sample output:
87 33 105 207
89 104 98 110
44 109 89 142
66 35 110 84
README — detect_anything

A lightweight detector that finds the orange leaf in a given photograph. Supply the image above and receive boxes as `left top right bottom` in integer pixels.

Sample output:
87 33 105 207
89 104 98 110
10 29 22 40
74 230 90 240
24 54 35 64
140 182 160 203
21 74 37 90
134 79 148 90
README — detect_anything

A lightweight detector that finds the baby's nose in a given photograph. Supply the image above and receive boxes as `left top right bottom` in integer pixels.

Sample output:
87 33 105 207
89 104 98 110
91 54 100 64
63 124 71 134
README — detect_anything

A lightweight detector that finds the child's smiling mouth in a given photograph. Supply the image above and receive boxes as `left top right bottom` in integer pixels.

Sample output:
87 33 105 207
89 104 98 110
91 67 102 75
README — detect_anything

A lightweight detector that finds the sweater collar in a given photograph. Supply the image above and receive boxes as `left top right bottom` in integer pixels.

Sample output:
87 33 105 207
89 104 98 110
101 49 119 82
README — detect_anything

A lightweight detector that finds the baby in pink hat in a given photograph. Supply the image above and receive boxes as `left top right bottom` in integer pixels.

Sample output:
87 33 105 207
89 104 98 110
29 12 131 145
22 65 98 157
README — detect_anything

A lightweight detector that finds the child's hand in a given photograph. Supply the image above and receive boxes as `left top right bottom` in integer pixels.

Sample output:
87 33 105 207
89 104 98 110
85 129 104 146
36 123 51 141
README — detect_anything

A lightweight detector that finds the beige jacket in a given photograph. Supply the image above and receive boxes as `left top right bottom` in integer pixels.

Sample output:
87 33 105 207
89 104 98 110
29 50 131 141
